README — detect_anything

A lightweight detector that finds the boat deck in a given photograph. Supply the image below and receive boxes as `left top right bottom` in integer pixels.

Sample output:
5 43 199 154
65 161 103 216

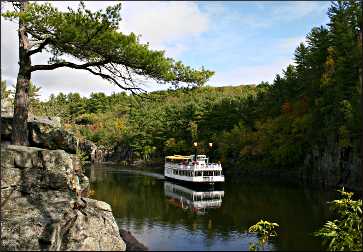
164 154 225 184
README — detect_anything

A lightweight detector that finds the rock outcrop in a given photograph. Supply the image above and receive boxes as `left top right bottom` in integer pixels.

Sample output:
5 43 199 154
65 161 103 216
0 116 105 163
301 137 361 191
1 144 126 251
108 144 133 163
1 97 13 117
1 99 120 163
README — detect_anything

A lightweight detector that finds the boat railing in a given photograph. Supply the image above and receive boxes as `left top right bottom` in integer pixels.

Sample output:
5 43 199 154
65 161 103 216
203 176 212 181
197 163 222 170
166 161 222 171
193 200 222 209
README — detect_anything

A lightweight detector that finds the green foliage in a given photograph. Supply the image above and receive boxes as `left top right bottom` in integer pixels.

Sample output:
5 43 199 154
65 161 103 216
76 148 88 166
314 188 362 251
248 219 279 251
1 80 11 99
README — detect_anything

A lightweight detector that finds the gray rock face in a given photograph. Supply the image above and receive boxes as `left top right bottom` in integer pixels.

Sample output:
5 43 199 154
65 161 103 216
28 122 79 153
1 116 103 163
301 139 361 191
1 97 13 117
1 144 126 251
28 114 62 128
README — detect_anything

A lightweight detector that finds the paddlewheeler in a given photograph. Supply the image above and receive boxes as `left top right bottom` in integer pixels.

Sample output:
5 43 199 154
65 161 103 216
164 154 224 184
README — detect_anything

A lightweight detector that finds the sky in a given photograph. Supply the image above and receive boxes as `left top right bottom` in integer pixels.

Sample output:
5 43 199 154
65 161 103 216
1 1 331 100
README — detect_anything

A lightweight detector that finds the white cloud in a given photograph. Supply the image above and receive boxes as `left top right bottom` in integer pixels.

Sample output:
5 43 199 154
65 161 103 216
277 36 306 53
1 1 209 100
271 1 330 21
208 59 293 86
1 18 18 82
208 1 330 29
120 2 208 43
32 69 120 100
37 1 209 50
119 1 209 57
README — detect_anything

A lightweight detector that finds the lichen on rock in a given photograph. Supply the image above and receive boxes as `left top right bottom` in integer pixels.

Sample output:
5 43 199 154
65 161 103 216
1 144 126 251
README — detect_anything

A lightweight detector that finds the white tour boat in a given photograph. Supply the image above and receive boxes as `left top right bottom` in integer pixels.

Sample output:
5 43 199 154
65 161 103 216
164 181 224 214
164 154 224 184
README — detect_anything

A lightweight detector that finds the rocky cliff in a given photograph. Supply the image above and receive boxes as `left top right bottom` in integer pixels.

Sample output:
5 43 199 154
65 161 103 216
301 137 361 191
1 98 107 163
1 144 126 251
1 98 120 164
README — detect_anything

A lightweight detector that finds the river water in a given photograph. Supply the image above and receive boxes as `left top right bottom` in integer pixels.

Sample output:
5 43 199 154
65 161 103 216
86 164 336 251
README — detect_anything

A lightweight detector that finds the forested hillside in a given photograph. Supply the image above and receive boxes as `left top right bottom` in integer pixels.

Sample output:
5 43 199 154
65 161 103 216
3 1 361 187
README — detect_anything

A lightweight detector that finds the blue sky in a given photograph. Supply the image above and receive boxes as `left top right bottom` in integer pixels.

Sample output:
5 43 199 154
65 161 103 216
1 1 331 100
167 1 331 85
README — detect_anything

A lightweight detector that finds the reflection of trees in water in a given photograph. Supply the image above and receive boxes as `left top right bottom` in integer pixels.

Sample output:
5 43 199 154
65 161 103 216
90 168 333 250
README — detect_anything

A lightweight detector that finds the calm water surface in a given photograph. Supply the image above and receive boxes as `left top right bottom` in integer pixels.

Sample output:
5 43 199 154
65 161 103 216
86 165 335 251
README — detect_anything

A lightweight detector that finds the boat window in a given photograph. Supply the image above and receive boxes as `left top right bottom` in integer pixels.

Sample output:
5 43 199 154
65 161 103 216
203 171 215 176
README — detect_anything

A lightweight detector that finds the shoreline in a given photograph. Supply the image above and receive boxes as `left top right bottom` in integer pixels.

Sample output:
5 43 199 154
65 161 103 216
119 229 148 251
89 160 362 193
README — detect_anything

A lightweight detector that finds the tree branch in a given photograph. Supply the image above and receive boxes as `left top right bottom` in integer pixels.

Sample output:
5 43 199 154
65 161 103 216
85 66 144 95
30 60 109 72
28 38 51 55
31 60 145 95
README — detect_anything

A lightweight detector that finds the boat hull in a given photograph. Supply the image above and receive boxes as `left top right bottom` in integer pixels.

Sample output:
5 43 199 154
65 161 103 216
164 174 224 188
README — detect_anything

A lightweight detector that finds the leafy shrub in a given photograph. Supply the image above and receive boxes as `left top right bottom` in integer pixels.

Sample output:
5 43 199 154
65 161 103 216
248 219 279 251
315 188 362 251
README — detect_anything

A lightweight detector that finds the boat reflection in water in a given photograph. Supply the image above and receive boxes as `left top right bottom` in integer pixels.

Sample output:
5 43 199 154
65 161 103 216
164 181 224 215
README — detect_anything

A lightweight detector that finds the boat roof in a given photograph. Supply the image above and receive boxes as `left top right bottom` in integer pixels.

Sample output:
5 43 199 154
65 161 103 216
165 155 192 160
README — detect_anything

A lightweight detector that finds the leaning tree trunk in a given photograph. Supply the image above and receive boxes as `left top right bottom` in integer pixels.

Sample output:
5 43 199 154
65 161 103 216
11 1 31 146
